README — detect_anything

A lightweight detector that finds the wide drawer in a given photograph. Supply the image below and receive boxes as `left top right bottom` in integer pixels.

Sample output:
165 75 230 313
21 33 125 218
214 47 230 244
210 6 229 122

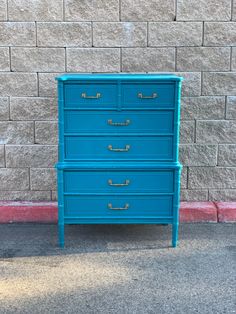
64 195 173 218
64 83 117 109
64 170 174 193
64 136 173 161
64 110 174 134
121 83 175 108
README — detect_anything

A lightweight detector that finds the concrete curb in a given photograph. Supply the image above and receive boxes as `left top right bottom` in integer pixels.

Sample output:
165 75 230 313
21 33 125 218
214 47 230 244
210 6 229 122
215 202 236 223
0 201 235 223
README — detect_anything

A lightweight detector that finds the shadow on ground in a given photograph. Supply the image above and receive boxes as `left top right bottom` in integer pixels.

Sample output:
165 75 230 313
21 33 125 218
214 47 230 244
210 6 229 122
0 223 235 314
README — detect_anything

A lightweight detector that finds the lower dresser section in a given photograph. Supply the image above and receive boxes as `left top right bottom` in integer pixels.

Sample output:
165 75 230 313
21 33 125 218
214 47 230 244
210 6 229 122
56 163 182 247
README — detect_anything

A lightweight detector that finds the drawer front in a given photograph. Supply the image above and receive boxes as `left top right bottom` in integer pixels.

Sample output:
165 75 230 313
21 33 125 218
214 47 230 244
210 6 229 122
64 111 174 134
64 136 173 161
64 83 117 109
64 195 173 218
64 170 174 193
122 83 175 108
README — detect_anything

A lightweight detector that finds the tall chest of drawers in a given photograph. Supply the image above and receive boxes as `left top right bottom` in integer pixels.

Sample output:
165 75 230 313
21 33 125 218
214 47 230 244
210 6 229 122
56 74 183 248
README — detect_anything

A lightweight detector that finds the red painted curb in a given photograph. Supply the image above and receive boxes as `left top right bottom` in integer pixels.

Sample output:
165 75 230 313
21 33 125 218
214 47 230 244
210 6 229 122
180 202 217 223
215 202 236 223
0 202 58 223
0 201 235 223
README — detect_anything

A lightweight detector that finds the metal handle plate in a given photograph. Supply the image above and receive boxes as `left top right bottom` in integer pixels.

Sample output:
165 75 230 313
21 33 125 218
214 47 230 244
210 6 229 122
108 179 130 187
138 92 157 99
108 203 129 210
108 145 130 152
108 119 130 126
81 92 101 99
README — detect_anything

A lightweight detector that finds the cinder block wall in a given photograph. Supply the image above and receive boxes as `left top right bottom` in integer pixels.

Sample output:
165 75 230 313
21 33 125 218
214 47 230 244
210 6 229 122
0 0 235 201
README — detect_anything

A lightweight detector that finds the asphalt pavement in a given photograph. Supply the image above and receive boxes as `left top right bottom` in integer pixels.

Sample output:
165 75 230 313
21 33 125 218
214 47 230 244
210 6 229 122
0 223 235 314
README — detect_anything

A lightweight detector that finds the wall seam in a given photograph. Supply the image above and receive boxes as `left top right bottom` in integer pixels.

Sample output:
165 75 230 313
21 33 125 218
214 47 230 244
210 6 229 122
6 0 9 20
231 0 234 20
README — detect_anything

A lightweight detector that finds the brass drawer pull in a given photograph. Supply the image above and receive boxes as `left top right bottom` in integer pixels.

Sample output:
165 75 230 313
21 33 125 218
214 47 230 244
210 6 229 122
108 119 130 126
108 179 130 187
108 144 130 152
138 92 157 99
108 203 129 210
81 92 101 99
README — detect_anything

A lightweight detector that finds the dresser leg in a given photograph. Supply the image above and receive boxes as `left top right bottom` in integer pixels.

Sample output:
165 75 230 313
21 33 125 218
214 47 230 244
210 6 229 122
58 224 65 248
172 223 179 248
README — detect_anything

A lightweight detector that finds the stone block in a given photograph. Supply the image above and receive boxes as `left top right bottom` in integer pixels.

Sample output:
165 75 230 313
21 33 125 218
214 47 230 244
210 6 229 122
0 168 29 190
93 22 147 47
180 190 208 201
0 73 37 97
196 120 236 144
6 145 58 167
174 72 201 96
38 73 61 97
204 22 236 46
181 97 225 120
37 22 91 47
11 48 65 72
0 122 34 144
8 0 63 21
0 191 51 201
233 1 236 21
177 0 231 21
0 145 4 167
179 144 217 166
67 48 120 72
35 121 58 144
51 191 57 201
203 72 236 96
181 167 187 189
226 97 236 119
0 97 9 120
121 0 175 21
0 22 35 46
209 190 236 201
218 145 236 166
177 47 230 71
30 168 56 190
0 0 7 20
0 47 9 71
188 167 236 189
122 48 175 72
180 120 195 143
149 22 202 46
10 97 57 120
65 0 119 21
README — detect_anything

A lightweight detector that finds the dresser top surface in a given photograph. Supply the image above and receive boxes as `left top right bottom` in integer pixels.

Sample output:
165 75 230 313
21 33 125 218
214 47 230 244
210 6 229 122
56 73 183 82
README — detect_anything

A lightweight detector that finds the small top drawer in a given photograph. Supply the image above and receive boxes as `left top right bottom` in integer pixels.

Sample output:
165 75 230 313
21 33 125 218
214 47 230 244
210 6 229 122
121 83 175 109
64 83 118 109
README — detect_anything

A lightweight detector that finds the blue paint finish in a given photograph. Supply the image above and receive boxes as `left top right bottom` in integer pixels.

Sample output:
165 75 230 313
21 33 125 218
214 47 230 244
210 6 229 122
64 83 118 109
64 170 174 193
122 83 175 108
64 195 173 218
64 111 174 134
64 136 173 161
55 73 183 248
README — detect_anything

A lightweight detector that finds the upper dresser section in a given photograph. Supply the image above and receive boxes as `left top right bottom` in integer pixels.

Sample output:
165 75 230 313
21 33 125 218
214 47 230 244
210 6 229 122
56 74 183 162
57 74 182 110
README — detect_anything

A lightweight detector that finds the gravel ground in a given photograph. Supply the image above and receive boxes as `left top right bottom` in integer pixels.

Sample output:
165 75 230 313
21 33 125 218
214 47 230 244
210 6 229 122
0 223 235 314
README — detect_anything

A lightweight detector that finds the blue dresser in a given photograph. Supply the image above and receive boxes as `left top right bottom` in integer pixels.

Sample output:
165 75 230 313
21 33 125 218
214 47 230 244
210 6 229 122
55 74 183 248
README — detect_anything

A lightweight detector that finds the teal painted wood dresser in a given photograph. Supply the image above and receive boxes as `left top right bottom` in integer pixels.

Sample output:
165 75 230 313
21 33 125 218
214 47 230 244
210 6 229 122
55 74 183 248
